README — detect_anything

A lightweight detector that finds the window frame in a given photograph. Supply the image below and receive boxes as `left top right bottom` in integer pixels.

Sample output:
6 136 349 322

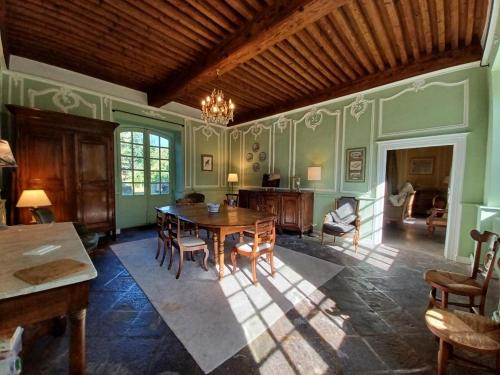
118 128 174 198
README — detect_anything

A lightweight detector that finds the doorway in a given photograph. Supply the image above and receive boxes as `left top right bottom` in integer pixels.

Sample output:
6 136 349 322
382 145 452 256
374 133 467 260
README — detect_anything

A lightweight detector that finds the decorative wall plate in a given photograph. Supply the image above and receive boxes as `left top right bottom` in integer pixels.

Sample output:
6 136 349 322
252 142 260 152
245 152 253 162
259 151 266 161
252 162 260 172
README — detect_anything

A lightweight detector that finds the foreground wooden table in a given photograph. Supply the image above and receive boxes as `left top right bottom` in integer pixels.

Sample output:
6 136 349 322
0 223 97 374
425 308 500 374
158 205 273 279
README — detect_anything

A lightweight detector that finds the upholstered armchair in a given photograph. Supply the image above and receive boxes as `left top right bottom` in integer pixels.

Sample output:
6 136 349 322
384 191 416 224
176 192 205 204
321 196 360 250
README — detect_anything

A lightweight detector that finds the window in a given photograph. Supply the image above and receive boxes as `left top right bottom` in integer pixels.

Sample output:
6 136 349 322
119 130 171 196
149 133 170 195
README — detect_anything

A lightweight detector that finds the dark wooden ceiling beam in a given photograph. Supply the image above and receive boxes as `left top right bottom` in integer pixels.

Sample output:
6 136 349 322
148 0 350 107
418 0 434 55
465 0 475 46
232 45 482 125
237 63 299 99
400 0 421 61
435 0 445 52
167 0 228 36
184 0 238 32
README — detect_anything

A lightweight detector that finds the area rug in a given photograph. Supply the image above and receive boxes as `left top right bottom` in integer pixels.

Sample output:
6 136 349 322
111 237 343 374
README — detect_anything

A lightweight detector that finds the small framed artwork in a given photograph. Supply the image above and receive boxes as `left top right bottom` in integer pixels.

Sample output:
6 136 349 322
409 157 434 175
345 147 366 183
252 142 260 152
201 154 213 171
259 151 266 161
245 152 253 162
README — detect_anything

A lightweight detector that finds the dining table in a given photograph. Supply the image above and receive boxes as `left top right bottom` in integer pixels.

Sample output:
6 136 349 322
157 204 274 279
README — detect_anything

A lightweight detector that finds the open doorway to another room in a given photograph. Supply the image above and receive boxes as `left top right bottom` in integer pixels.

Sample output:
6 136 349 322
382 145 452 256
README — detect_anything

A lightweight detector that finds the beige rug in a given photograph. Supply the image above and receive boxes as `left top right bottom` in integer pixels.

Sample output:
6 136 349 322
111 237 343 374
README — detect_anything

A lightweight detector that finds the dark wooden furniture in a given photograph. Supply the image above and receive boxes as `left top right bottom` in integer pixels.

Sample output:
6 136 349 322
426 195 448 234
6 105 117 237
238 189 313 237
225 193 239 207
158 205 273 280
425 230 499 315
171 217 208 279
231 218 276 285
0 222 97 375
425 308 500 374
321 196 361 250
413 188 443 216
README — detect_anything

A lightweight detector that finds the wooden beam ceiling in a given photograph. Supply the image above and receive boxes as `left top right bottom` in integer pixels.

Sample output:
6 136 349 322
2 0 490 124
148 0 349 107
232 45 483 125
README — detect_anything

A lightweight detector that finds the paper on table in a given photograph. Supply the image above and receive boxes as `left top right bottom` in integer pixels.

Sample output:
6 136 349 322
23 245 61 256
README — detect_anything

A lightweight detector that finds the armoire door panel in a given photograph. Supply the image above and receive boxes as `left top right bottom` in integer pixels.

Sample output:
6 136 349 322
281 195 300 226
78 140 108 183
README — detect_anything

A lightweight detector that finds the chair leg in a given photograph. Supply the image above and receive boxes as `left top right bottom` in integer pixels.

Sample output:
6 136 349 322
437 339 451 375
251 256 258 285
479 298 486 315
176 250 184 279
231 250 237 274
441 291 448 309
156 237 161 259
469 296 475 313
202 246 209 271
167 241 174 270
269 251 276 276
160 239 168 267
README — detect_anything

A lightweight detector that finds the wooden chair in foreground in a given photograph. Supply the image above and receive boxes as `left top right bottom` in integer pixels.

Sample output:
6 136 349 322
171 217 209 279
232 218 276 285
321 197 360 250
425 308 500 374
424 230 499 315
155 208 168 262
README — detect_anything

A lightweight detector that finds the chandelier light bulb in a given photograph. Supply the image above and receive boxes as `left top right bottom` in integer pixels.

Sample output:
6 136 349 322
201 100 205 106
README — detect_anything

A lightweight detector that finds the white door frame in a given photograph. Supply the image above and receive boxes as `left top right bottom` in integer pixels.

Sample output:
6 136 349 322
374 133 468 260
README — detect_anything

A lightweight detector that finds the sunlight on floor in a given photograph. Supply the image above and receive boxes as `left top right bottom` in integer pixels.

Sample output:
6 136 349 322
219 255 349 374
327 241 400 271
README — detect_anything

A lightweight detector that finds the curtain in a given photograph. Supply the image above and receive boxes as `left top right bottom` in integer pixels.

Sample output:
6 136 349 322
386 150 398 195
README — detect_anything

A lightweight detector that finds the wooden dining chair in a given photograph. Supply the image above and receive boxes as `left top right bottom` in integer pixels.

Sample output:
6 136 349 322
225 193 239 207
154 208 168 262
231 218 276 285
424 230 499 315
171 217 209 279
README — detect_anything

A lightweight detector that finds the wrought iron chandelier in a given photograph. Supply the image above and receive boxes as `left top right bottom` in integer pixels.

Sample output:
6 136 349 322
201 88 234 126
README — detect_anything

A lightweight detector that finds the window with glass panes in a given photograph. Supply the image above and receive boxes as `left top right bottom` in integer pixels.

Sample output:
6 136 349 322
119 130 171 196
149 134 170 195
120 131 145 195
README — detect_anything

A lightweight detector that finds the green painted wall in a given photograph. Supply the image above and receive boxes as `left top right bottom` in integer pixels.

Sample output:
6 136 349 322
230 66 489 258
0 70 227 229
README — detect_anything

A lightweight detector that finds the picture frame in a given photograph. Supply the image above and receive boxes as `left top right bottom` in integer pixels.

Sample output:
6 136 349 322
345 147 366 183
201 154 213 171
409 157 434 175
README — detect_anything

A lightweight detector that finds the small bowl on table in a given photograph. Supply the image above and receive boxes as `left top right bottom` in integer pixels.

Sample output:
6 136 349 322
207 203 220 213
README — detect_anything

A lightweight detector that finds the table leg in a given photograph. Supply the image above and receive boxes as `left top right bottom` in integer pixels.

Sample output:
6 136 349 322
437 339 450 375
218 230 225 280
213 232 219 266
69 309 86 375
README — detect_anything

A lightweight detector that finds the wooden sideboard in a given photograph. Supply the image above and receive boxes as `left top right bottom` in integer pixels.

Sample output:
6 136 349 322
6 105 118 237
239 189 314 237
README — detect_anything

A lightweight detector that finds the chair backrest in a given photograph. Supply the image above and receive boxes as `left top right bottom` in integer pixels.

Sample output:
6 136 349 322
32 207 55 224
470 230 499 293
403 191 416 219
186 192 205 203
335 196 359 215
252 218 275 253
432 195 447 209
155 208 167 234
226 193 239 207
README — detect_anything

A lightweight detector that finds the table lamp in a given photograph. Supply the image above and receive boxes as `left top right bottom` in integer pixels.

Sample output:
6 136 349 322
227 173 238 193
0 140 17 229
308 166 322 190
16 189 52 223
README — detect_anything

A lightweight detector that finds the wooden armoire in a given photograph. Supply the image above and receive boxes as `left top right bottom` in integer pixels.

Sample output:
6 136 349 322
7 105 118 237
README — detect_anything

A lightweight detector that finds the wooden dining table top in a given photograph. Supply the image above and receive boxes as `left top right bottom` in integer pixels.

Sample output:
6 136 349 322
157 204 273 228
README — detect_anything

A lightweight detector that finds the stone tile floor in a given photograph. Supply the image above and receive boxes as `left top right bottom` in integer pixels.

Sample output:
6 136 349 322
23 227 499 374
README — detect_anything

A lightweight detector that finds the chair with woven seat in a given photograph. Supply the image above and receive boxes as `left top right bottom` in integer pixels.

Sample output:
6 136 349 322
32 207 100 253
424 230 499 315
231 217 276 285
154 208 168 262
426 195 448 234
321 196 360 250
171 217 209 279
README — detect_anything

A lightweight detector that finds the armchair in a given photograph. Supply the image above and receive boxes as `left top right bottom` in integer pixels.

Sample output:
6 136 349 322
321 197 360 250
384 191 416 224
426 195 448 234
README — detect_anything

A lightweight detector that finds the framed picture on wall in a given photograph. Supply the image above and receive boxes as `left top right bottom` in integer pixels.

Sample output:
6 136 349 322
409 157 434 175
201 154 213 171
345 147 366 182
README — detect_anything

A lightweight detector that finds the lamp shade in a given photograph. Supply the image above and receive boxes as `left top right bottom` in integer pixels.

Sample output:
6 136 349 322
227 173 238 183
0 139 17 167
16 189 52 208
307 166 322 181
